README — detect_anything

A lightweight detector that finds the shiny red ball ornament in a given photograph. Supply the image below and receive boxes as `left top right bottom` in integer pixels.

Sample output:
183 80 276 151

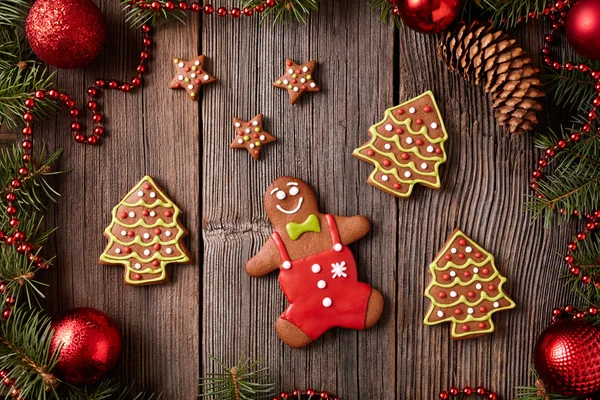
534 320 600 397
50 308 122 385
565 0 600 59
26 0 106 69
396 0 461 34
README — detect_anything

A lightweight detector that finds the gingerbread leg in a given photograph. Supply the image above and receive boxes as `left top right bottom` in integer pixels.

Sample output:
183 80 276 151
365 288 384 329
275 317 312 348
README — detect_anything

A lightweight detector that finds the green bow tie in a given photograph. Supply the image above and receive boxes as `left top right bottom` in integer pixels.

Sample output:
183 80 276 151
285 213 321 241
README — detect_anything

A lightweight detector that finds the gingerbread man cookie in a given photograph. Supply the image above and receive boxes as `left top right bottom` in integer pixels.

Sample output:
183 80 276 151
246 177 384 348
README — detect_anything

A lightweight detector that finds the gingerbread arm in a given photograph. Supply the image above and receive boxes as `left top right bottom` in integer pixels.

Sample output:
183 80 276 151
333 215 371 245
245 238 281 277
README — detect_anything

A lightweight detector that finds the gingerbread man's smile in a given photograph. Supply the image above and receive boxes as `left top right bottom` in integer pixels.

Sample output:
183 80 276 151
271 182 303 215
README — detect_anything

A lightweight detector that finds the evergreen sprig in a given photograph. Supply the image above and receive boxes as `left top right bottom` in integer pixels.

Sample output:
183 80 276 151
199 356 275 400
0 0 30 28
515 368 579 400
564 231 600 305
369 0 402 28
476 0 547 28
241 0 319 24
121 0 187 29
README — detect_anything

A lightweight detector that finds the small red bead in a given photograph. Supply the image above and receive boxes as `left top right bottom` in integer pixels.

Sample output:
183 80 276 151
48 89 59 98
34 90 45 99
150 1 161 11
121 84 131 92
21 126 32 136
449 387 459 396
217 6 227 16
23 112 33 122
94 126 105 136
10 180 21 189
178 1 188 10
204 4 214 13
87 100 98 110
191 2 201 12
87 136 98 145
230 7 241 17
93 113 103 123
24 98 35 109
243 7 253 16
137 65 146 74
131 77 142 87
164 1 174 10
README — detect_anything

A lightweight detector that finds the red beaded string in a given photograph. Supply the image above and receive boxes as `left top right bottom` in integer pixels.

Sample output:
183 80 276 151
438 386 498 400
130 0 274 18
274 389 339 400
551 304 599 323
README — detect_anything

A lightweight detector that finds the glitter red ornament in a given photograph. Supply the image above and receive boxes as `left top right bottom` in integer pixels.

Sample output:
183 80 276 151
395 0 461 34
565 0 600 59
534 319 600 397
26 0 106 69
50 308 122 385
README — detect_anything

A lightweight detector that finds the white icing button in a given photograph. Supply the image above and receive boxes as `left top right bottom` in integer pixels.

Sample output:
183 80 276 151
404 171 411 178
493 301 500 308
384 143 392 150
143 249 151 256
178 75 184 81
431 122 438 129
128 211 135 218
310 82 316 88
406 137 413 144
437 310 444 318
300 78 306 83
149 192 156 198
177 62 184 68
165 231 172 237
384 124 393 132
165 248 173 255
190 73 196 78
322 297 332 308
381 175 389 182
409 107 416 114
234 122 241 128
203 74 210 81
283 79 289 85
115 248 121 254
421 163 428 169
450 291 457 298
467 308 474 315
317 280 326 289
249 144 255 149
276 190 286 200
293 87 299 92
259 135 265 140
194 60 200 66
289 186 299 196
137 190 144 197
237 139 243 144
476 283 483 290
282 261 292 270
150 211 156 217
252 120 259 126
245 128 251 134
449 271 456 277
120 230 127 236
143 233 150 239
334 243 343 252
427 145 434 153
465 246 473 253
302 66 309 72
134 263 141 270
311 264 321 273
473 267 479 273
187 84 194 90
450 248 457 254
288 68 294 74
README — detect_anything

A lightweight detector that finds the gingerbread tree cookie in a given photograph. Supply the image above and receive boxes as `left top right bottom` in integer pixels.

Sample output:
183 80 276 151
272 59 319 105
424 229 516 339
353 91 448 198
99 176 192 286
169 55 216 101
230 114 276 160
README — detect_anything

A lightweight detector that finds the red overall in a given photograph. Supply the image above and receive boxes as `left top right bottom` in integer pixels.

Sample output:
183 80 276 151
271 214 373 340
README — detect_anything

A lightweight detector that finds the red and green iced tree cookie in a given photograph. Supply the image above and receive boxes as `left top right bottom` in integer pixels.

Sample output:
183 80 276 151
424 229 516 339
229 114 276 160
169 55 216 101
353 91 448 198
99 176 192 286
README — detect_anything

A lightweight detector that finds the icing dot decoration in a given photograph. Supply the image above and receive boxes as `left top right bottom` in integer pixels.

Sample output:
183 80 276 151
322 297 332 308
311 264 321 273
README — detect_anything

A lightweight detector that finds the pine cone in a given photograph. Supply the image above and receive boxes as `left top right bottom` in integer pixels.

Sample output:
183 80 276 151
437 21 544 134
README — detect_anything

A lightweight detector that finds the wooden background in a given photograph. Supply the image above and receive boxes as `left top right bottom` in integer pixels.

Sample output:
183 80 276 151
32 0 581 398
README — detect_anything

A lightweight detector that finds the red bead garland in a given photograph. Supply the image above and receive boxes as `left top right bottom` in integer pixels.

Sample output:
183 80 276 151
129 0 273 18
551 304 599 323
563 209 600 285
438 386 497 400
274 389 339 400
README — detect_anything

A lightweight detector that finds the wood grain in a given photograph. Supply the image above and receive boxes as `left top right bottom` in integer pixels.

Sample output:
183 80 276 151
31 0 580 398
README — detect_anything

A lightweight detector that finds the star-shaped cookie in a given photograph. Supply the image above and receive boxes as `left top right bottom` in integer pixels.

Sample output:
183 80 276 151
169 55 216 101
229 114 276 160
272 58 319 105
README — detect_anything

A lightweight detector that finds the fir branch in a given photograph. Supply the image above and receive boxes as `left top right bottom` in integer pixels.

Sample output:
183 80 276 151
0 0 30 28
369 0 402 28
241 0 319 24
564 230 600 305
64 379 159 400
121 0 190 29
515 367 579 400
476 0 547 28
0 29 58 131
544 69 597 112
199 356 274 400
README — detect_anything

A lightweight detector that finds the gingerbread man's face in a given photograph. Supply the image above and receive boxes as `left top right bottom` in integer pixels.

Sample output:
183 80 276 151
264 177 318 226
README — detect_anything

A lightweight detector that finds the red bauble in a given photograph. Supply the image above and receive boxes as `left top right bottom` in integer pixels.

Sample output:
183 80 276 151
50 308 122 385
396 0 461 34
534 320 600 397
26 0 106 69
565 0 600 60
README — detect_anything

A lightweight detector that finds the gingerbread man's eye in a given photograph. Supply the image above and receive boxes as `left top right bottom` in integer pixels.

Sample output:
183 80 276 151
276 190 286 200
289 186 299 196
